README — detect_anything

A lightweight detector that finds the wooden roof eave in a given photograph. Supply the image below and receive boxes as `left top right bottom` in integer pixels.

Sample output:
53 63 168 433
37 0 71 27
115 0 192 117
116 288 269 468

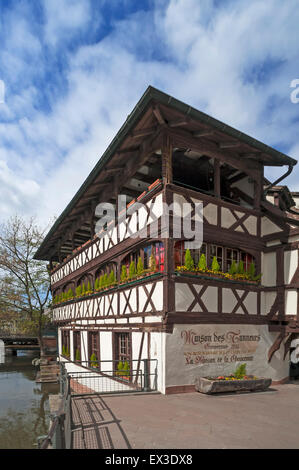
34 86 297 261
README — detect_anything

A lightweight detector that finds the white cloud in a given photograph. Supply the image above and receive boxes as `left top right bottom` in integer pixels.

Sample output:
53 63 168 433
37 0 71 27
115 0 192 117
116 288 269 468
43 0 94 46
0 0 299 228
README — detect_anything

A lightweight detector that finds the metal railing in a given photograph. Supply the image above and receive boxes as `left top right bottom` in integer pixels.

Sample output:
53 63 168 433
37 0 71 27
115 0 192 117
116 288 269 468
37 365 72 449
61 359 158 396
37 358 158 448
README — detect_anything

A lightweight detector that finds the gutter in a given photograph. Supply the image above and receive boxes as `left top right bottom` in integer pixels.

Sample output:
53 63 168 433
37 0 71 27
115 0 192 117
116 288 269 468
263 164 295 198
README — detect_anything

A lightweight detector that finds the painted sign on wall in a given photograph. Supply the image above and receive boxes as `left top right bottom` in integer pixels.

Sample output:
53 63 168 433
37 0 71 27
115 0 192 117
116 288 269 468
181 326 261 365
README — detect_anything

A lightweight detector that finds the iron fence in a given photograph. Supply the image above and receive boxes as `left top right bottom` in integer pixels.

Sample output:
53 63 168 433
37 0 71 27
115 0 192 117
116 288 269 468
37 364 71 449
37 358 158 448
61 359 158 396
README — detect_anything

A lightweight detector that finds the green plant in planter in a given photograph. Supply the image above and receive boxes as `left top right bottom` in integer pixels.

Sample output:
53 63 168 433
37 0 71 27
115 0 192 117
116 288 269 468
75 349 81 362
76 285 82 298
67 288 73 300
103 273 108 288
82 282 86 296
99 275 104 290
123 361 130 376
137 257 144 276
185 249 195 271
229 260 238 276
121 265 128 282
198 253 207 272
234 363 247 379
247 262 262 282
211 256 220 272
94 278 99 291
87 281 92 294
108 270 116 286
129 261 136 280
65 346 70 358
149 254 156 272
62 345 66 356
116 360 124 376
90 353 98 368
237 260 245 275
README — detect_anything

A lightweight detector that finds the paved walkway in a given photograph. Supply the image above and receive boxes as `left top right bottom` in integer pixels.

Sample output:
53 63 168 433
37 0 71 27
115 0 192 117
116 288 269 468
71 382 299 449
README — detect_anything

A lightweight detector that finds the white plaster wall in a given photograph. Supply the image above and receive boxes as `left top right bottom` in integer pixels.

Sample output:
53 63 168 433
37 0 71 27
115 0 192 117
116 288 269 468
261 217 283 237
221 207 236 229
285 290 298 315
243 216 257 236
58 328 62 355
203 203 217 225
70 331 74 362
262 252 277 286
100 331 113 372
81 331 88 363
165 324 290 386
150 332 165 393
292 196 299 208
261 291 277 315
284 250 298 284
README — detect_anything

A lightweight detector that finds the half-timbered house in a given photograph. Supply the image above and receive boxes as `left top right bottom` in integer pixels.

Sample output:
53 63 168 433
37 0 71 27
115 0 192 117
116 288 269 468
35 86 299 393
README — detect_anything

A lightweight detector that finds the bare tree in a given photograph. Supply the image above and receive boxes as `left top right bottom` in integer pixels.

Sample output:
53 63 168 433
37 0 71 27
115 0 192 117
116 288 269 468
0 216 51 354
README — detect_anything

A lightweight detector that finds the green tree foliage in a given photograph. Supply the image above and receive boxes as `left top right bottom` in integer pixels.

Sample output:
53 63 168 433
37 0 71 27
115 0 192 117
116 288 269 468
0 216 51 354
184 249 195 271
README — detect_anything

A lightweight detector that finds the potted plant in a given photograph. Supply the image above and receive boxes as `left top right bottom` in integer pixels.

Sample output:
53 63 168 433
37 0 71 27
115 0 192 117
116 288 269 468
137 257 144 278
128 261 137 281
120 265 128 284
90 353 99 368
195 363 272 394
185 249 195 272
108 270 117 288
148 254 157 274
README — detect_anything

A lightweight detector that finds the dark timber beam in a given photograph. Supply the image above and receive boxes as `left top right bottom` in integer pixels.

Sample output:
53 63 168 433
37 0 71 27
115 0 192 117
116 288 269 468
219 141 241 149
193 130 214 138
214 159 220 198
153 105 166 125
167 127 262 179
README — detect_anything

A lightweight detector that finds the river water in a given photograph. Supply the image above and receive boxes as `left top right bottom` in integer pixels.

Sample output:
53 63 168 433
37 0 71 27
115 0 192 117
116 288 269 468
0 350 59 449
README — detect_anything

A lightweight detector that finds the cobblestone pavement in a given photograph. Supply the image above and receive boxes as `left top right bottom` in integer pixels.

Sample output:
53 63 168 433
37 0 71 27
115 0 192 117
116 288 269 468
71 382 299 449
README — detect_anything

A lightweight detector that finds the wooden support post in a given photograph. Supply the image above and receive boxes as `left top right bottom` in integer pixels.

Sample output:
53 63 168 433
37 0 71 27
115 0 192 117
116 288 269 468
161 133 173 185
254 169 263 209
214 159 221 198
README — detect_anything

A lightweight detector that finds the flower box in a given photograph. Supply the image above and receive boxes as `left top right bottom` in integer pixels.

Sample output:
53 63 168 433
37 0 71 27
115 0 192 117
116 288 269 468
195 376 272 394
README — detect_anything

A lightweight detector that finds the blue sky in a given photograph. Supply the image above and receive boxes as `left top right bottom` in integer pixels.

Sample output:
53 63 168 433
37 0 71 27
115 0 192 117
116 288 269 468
0 0 299 225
